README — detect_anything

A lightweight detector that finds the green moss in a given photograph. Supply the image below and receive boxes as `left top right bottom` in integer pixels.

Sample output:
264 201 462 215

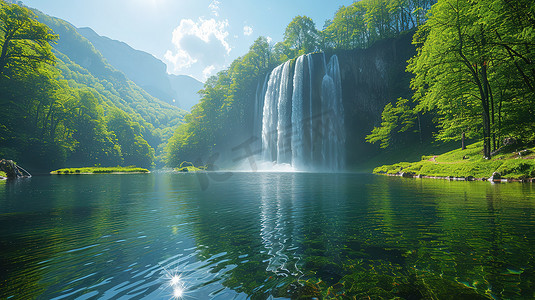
50 166 149 174
374 142 535 179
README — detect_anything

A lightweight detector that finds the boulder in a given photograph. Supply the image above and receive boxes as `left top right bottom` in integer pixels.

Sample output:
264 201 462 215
400 172 414 178
0 159 22 178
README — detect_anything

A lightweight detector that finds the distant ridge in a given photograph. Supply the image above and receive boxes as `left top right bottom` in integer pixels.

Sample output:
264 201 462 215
78 27 203 111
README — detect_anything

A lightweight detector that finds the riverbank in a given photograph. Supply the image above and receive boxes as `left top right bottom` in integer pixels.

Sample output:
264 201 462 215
50 167 150 175
373 141 535 182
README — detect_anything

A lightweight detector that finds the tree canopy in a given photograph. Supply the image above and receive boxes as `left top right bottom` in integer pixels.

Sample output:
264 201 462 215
0 2 57 75
367 0 535 159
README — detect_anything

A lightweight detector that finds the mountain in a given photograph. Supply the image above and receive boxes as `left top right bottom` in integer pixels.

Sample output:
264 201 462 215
23 6 188 167
77 27 202 111
167 74 204 111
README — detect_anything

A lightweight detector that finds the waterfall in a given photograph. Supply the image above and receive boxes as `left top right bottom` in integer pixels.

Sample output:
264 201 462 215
291 55 305 169
258 53 345 171
261 63 284 163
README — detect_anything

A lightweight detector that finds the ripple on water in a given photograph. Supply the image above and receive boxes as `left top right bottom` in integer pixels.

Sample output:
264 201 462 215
2 173 535 299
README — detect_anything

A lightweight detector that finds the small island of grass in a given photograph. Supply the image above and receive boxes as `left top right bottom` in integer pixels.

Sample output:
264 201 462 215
175 161 206 173
374 142 535 181
50 167 150 175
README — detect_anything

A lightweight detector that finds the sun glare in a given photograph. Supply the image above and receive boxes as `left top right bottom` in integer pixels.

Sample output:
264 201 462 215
173 286 184 298
170 275 181 286
163 269 188 300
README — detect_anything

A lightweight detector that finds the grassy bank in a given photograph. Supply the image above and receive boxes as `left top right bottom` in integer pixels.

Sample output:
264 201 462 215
50 167 149 174
374 142 535 180
353 141 459 173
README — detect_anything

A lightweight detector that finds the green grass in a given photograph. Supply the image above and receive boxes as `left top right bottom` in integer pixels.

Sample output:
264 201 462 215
374 141 535 179
175 161 206 172
0 171 6 178
50 166 149 174
352 141 459 172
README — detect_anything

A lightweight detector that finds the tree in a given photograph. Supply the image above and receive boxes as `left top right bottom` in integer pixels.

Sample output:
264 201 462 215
107 108 154 168
408 0 495 158
283 16 319 55
366 98 417 148
67 90 123 166
0 3 57 75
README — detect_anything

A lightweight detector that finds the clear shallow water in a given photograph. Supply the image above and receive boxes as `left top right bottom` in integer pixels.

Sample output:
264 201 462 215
1 172 534 299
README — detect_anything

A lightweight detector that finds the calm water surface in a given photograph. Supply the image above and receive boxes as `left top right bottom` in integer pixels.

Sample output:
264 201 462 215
1 172 534 299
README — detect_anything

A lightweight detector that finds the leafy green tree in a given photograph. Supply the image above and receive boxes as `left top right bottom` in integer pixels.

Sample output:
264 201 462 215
67 90 123 166
366 98 417 148
0 2 57 75
322 0 436 51
106 108 154 168
408 0 496 157
283 16 319 55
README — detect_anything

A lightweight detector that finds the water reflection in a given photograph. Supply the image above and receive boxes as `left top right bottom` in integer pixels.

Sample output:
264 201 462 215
1 173 535 299
260 173 302 278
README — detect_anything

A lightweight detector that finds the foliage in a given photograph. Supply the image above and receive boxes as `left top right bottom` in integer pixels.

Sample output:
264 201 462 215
366 98 417 148
0 2 57 75
374 141 535 179
371 0 535 159
165 36 274 167
165 0 438 167
50 166 149 174
0 2 185 170
322 0 436 50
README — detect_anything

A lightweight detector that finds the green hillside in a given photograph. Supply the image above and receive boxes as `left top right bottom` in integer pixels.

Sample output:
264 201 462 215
0 1 186 170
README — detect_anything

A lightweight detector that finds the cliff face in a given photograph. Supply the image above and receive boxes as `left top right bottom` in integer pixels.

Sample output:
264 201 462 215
336 30 417 166
245 31 421 170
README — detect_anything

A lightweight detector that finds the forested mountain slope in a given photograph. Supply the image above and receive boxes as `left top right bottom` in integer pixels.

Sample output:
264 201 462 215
0 1 186 170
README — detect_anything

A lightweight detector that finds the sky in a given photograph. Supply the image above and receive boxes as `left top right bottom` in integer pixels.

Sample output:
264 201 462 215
22 0 355 82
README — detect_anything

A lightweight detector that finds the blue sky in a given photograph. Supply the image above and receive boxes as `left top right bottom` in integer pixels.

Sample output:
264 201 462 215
22 0 354 81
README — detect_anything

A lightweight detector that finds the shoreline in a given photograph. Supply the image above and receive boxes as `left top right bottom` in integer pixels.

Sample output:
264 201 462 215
51 172 150 175
377 172 535 183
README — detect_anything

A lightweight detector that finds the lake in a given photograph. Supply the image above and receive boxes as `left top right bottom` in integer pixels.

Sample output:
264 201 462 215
1 172 534 299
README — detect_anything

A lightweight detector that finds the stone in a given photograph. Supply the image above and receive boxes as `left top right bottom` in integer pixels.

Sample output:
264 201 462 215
400 172 414 178
488 172 501 182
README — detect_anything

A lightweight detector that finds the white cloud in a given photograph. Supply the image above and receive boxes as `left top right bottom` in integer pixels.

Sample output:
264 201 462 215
203 65 216 78
164 17 231 80
243 25 253 36
209 0 220 17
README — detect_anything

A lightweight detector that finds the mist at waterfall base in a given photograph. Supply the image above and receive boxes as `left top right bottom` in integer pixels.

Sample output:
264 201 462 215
244 53 346 173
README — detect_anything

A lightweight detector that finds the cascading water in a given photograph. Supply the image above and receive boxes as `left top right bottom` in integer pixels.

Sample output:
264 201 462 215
258 53 345 171
291 55 305 170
